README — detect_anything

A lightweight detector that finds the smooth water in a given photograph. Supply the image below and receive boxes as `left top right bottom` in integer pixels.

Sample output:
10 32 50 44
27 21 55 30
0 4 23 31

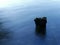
0 0 60 45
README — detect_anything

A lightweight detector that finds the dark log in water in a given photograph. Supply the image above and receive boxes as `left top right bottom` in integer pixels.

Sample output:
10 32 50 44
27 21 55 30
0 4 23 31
34 17 47 35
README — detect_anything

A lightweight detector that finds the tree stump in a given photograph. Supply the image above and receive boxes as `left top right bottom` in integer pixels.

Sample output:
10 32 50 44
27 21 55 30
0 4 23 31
34 17 47 34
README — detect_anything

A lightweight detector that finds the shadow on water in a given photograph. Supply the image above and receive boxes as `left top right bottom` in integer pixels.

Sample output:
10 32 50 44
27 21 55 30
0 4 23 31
0 19 13 45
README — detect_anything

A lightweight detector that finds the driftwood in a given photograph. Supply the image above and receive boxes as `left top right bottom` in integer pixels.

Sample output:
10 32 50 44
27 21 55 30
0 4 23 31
34 17 47 34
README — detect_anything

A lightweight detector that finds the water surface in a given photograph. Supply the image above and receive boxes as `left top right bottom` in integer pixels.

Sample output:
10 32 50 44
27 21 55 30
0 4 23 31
0 0 60 45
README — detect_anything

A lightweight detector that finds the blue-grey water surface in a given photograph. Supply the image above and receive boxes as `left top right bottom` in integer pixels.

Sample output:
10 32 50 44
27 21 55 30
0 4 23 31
0 0 60 45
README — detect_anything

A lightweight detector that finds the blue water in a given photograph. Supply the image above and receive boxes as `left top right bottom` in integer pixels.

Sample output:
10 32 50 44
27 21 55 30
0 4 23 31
0 0 60 45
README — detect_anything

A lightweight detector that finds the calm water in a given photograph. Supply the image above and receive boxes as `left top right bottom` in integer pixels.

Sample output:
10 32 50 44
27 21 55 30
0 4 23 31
0 0 60 45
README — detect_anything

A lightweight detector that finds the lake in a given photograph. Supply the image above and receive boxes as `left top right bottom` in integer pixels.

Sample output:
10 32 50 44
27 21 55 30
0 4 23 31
0 0 60 45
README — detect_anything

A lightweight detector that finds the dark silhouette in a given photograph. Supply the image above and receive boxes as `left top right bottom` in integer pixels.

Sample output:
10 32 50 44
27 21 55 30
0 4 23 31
34 17 47 35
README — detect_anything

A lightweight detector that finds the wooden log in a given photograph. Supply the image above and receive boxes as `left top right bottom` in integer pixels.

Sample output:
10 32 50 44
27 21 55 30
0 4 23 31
34 17 47 34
